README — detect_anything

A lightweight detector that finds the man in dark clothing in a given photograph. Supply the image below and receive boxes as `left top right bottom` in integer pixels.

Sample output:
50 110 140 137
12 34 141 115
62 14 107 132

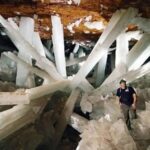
116 79 137 130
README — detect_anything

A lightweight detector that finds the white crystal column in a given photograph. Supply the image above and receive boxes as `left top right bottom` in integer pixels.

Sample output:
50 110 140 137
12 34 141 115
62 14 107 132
72 8 138 87
73 43 80 53
0 91 29 105
19 17 34 43
4 52 54 84
78 48 86 58
32 32 46 57
0 105 32 129
127 34 150 71
16 17 35 88
51 15 67 78
0 80 70 106
69 113 88 133
28 80 70 100
94 62 150 96
95 53 108 87
7 18 19 30
115 31 129 67
102 31 129 85
126 30 143 41
69 52 74 62
0 105 36 140
0 15 63 80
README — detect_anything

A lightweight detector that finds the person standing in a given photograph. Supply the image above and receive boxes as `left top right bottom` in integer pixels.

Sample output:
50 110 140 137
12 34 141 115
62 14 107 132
116 79 137 130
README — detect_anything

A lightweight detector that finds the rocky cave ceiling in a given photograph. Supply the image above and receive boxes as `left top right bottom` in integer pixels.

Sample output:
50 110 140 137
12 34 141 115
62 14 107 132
0 0 149 40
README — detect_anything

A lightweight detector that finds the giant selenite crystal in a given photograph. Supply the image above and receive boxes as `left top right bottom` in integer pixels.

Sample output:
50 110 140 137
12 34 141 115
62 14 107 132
4 52 54 85
32 32 46 57
72 8 138 87
51 15 67 78
101 30 129 86
16 17 35 88
115 30 129 67
102 33 150 86
94 62 150 96
0 15 63 81
127 34 150 71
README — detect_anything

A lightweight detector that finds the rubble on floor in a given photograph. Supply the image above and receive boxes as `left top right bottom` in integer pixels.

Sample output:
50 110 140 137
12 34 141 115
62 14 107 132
77 119 137 150
77 74 150 150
